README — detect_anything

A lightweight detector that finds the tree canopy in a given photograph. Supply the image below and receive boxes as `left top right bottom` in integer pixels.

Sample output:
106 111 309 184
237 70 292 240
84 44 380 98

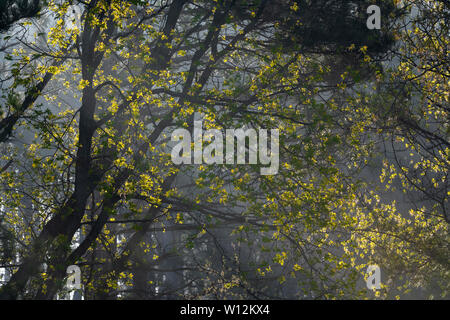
0 0 448 300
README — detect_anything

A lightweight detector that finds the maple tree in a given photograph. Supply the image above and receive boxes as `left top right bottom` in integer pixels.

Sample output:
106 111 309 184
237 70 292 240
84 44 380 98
0 0 448 299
